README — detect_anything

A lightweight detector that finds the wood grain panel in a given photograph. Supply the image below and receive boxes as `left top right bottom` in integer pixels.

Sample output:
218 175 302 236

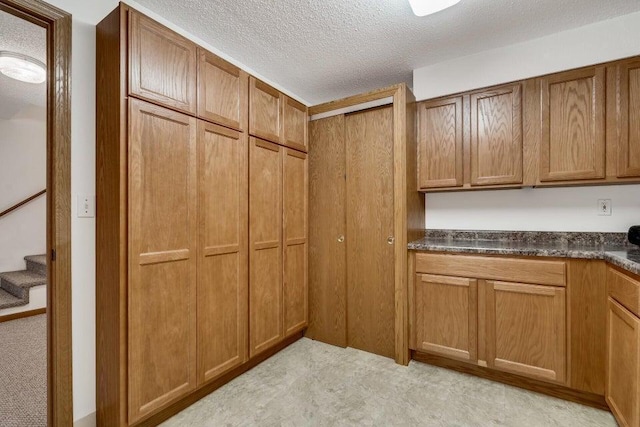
283 149 308 336
470 84 523 186
128 10 197 114
249 137 283 357
345 106 395 359
197 121 248 385
197 48 248 131
249 77 282 144
608 266 640 318
415 274 477 362
612 58 640 178
306 115 347 347
128 99 197 422
415 253 566 287
606 297 640 427
486 281 566 384
417 96 463 188
283 96 308 151
540 67 605 182
567 260 606 395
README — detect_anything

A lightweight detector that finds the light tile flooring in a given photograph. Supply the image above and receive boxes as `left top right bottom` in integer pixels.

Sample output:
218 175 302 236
162 338 616 426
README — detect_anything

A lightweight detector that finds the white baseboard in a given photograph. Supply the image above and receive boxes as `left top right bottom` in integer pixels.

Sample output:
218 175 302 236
74 412 96 427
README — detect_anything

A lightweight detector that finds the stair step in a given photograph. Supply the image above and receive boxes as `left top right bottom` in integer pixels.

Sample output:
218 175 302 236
0 270 47 300
24 254 47 276
0 288 27 310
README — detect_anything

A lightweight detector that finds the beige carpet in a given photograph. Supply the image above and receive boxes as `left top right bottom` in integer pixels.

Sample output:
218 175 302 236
0 314 46 427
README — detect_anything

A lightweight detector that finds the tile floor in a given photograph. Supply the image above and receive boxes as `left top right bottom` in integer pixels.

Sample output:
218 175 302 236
162 338 616 427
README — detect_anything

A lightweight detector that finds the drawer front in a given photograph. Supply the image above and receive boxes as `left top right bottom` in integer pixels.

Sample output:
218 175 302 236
415 253 566 287
608 267 640 317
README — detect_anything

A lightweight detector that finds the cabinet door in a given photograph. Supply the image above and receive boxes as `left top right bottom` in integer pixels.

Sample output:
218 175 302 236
197 49 248 131
612 59 640 178
607 297 640 427
128 99 197 422
129 10 197 114
418 96 463 189
249 137 283 357
415 274 477 362
249 77 282 144
540 67 605 182
283 96 308 152
283 149 308 336
470 84 523 186
197 122 248 385
486 281 566 384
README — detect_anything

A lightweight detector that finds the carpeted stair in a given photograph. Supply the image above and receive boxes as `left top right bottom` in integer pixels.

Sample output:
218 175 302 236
0 255 47 310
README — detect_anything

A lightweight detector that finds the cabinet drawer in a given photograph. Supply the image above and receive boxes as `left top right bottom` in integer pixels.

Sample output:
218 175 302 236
608 267 640 317
415 253 566 287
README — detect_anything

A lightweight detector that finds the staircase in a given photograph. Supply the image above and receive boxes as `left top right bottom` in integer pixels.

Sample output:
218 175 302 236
0 255 47 310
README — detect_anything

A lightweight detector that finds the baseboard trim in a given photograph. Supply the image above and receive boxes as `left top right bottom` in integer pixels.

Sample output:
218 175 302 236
412 351 609 411
74 411 96 427
133 332 304 427
0 307 46 323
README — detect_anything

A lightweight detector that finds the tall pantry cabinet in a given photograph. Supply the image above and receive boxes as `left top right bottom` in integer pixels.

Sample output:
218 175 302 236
96 5 308 426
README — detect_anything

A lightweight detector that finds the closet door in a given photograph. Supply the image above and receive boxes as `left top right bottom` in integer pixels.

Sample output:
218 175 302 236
249 137 284 357
197 122 248 385
307 115 347 347
283 149 308 336
345 106 395 359
128 99 197 422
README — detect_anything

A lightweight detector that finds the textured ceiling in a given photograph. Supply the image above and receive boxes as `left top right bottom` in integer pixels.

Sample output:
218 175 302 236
134 0 640 105
0 10 46 120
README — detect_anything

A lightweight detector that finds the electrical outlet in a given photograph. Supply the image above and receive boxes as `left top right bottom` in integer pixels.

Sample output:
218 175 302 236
597 199 612 216
77 195 95 218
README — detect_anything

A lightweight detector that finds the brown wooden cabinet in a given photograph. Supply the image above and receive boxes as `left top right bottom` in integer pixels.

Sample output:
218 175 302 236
127 98 198 422
609 58 640 179
417 96 463 189
485 281 566 384
128 10 197 114
249 77 282 144
197 48 248 131
415 274 477 362
284 96 308 151
470 84 523 186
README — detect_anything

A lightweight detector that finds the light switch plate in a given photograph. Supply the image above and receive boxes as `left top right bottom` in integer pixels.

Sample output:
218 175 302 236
597 199 611 216
77 195 95 218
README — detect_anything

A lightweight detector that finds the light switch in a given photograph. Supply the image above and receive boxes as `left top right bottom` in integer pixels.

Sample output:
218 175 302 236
77 195 95 218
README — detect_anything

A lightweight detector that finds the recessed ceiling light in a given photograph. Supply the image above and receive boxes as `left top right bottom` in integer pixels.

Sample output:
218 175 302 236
0 51 46 84
409 0 462 17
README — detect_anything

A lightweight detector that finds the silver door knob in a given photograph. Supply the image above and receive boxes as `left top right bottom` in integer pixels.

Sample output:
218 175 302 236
387 236 395 245
337 235 345 243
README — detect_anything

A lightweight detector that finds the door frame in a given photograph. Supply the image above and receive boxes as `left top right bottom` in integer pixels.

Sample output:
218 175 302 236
0 1 72 425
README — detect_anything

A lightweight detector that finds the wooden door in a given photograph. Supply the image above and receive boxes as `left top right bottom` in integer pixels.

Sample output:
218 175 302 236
197 48 248 131
417 96 463 189
283 149 308 336
611 59 640 178
470 84 523 186
249 77 282 144
415 274 477 362
306 115 347 347
283 96 308 151
607 297 640 427
249 137 283 357
128 99 197 422
128 10 197 114
345 106 395 358
539 67 606 182
196 122 248 385
486 281 566 384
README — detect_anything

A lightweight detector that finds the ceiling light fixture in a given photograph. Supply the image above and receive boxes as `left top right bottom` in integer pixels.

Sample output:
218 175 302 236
0 51 46 84
409 0 462 16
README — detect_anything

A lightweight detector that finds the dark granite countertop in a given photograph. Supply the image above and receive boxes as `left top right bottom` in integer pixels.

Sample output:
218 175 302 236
408 230 640 276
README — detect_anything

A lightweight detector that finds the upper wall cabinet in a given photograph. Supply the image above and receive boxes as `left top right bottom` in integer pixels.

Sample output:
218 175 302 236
417 96 463 189
609 58 640 179
249 77 283 144
283 97 308 152
539 67 606 182
129 10 197 114
197 48 248 131
470 84 523 186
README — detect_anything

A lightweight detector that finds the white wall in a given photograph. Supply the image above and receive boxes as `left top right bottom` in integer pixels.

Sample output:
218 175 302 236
414 11 640 233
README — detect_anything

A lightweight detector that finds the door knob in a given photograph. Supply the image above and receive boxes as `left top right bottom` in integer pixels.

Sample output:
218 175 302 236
337 235 345 243
387 236 395 245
